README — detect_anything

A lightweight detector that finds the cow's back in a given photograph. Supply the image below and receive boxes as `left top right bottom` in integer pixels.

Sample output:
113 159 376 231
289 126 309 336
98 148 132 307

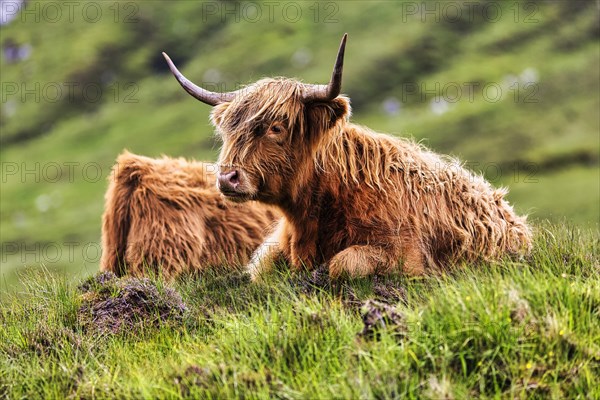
100 152 278 278
316 126 532 269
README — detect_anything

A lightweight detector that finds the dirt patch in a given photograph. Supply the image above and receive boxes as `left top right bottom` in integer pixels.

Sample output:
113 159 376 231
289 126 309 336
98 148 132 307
290 264 332 294
28 327 83 356
359 299 408 341
507 288 533 324
373 275 407 305
172 365 213 396
4 325 84 358
291 265 407 307
77 272 187 334
172 364 278 397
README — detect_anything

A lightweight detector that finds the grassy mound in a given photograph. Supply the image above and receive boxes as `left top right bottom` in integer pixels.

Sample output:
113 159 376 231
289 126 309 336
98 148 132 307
0 224 598 398
77 272 187 334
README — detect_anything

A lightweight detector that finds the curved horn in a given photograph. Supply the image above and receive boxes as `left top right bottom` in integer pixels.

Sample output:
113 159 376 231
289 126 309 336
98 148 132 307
162 52 235 106
303 33 347 103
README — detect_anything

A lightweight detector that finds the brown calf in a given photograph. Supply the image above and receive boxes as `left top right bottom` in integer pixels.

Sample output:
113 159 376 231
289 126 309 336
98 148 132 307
100 151 279 279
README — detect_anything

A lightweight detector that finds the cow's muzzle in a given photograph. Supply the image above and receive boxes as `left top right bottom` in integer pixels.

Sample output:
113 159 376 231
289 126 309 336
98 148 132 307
217 169 249 200
218 169 239 192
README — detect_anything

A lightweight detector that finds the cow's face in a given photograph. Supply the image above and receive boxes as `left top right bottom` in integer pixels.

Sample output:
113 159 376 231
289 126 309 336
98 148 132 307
211 79 350 204
163 34 348 203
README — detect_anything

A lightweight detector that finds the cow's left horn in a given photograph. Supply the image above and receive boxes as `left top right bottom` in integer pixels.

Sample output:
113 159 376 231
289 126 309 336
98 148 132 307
162 52 235 106
302 33 347 103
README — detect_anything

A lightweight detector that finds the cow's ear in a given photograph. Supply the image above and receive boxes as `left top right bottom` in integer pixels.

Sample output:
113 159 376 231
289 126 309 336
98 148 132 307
307 96 351 133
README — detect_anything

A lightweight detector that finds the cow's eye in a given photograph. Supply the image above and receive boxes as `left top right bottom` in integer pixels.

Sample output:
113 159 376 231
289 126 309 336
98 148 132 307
269 125 282 134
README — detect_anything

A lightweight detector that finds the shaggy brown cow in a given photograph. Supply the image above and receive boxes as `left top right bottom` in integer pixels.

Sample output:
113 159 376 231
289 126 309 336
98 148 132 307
163 34 532 280
100 151 279 279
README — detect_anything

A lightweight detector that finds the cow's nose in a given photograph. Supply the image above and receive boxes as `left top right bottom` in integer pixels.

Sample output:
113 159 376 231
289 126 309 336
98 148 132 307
218 170 240 191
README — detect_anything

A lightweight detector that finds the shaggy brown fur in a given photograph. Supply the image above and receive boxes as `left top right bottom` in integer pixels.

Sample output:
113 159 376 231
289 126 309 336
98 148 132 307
208 78 532 280
100 151 279 279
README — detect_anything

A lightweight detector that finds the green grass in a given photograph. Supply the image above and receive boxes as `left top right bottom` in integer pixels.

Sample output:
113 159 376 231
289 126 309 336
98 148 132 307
1 224 598 399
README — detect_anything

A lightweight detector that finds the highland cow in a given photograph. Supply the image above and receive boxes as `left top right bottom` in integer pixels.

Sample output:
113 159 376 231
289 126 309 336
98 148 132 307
163 34 532 280
100 151 279 279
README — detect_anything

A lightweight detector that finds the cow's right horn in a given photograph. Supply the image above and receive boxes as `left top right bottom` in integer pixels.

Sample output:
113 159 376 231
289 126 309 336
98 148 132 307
162 52 235 106
302 33 347 103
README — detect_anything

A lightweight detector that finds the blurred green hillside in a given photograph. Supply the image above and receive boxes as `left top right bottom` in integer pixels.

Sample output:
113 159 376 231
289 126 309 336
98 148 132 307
1 0 599 288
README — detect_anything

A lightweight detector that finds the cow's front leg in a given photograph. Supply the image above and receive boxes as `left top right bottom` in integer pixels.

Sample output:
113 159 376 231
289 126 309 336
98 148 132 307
246 218 288 281
288 221 318 271
328 245 389 278
329 242 426 278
